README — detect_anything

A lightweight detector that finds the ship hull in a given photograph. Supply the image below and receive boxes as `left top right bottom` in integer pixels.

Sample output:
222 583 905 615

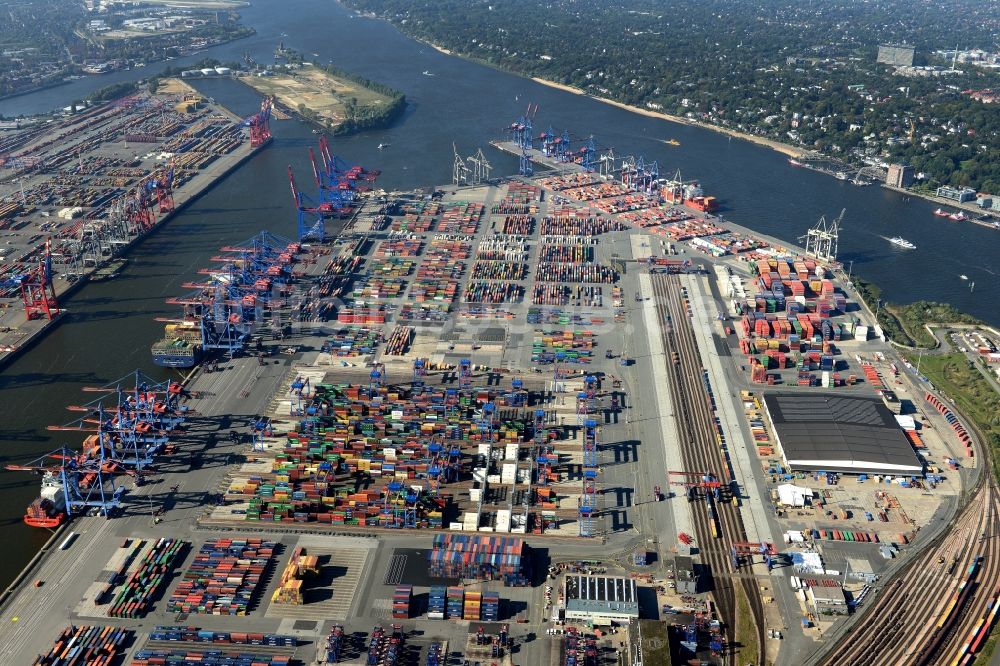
25 514 65 529
152 351 200 368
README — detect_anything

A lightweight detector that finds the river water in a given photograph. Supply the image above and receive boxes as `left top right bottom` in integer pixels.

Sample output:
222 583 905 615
0 0 996 584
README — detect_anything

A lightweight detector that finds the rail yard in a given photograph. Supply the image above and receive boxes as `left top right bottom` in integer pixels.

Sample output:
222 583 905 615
0 102 996 666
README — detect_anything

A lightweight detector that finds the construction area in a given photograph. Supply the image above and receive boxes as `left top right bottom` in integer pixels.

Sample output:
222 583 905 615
0 84 274 366
1 105 982 666
240 64 396 129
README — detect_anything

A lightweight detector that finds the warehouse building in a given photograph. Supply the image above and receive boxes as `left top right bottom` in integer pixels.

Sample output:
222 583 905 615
762 394 923 476
808 585 848 616
672 556 698 594
563 575 639 625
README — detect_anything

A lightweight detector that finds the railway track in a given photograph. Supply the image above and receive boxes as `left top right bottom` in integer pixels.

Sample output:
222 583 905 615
818 480 1000 665
651 274 765 665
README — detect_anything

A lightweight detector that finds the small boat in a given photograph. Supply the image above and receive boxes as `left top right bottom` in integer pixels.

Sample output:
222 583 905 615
934 208 950 217
887 236 916 250
959 275 969 280
312 52 320 57
788 158 803 167
948 211 968 221
422 70 434 76
378 143 389 150
663 139 681 146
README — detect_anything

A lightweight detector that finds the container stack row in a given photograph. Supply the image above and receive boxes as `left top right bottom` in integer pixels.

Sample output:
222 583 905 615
226 382 534 528
428 586 446 619
167 538 274 615
531 330 596 365
392 584 412 619
34 626 129 666
482 592 500 621
148 627 297 645
428 534 529 585
926 392 974 457
107 538 185 618
446 586 464 619
463 591 482 621
132 651 291 665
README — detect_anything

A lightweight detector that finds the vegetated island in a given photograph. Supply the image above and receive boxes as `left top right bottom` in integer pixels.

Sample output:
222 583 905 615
239 50 405 135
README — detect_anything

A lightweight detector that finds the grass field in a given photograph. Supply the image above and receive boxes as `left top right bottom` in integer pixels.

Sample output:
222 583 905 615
242 65 390 128
735 587 763 666
638 620 672 666
909 352 1000 477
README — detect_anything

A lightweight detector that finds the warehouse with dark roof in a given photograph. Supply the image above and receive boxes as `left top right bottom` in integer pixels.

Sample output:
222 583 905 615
762 393 923 476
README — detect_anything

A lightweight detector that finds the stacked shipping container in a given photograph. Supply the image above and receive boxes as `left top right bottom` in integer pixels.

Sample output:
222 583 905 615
167 539 274 615
34 625 129 666
392 584 412 619
107 538 185 618
428 534 529 585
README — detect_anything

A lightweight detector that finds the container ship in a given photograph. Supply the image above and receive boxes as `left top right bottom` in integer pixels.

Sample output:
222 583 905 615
151 321 203 368
661 179 718 212
24 472 68 528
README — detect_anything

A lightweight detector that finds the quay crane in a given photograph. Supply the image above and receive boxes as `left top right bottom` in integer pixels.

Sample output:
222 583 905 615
1 239 61 321
54 371 187 474
307 147 351 216
152 165 175 214
247 97 273 148
507 103 538 150
6 446 126 528
288 164 326 242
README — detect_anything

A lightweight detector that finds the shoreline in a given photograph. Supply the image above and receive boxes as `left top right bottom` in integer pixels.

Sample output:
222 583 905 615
407 29 999 228
527 76 803 158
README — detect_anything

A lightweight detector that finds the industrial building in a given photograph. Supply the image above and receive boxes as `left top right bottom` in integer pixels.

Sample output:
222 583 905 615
877 44 915 67
886 164 914 188
563 575 639 625
808 585 849 616
672 556 698 594
762 394 924 475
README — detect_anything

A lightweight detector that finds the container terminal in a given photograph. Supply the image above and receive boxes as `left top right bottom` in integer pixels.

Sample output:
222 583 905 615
1 104 995 666
0 80 275 369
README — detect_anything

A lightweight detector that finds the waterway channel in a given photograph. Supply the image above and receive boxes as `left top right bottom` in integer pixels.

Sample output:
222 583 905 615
0 0 997 585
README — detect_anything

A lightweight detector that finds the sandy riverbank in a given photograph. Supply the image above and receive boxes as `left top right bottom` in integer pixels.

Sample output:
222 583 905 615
528 76 803 158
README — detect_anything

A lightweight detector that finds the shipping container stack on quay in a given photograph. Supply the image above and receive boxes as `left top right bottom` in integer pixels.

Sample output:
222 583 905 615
1 111 992 666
